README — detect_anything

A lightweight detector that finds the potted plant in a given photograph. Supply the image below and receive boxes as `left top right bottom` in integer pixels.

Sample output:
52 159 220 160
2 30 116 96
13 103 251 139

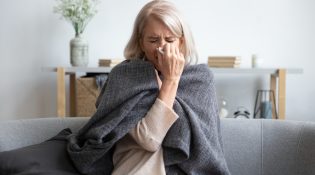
54 0 100 66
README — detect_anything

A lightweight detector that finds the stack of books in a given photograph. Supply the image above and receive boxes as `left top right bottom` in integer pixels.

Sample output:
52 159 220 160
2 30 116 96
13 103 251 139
208 56 241 68
99 58 124 67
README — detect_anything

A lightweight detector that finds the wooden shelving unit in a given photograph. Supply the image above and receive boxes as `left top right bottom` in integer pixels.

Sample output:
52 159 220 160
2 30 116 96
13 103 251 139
43 67 303 119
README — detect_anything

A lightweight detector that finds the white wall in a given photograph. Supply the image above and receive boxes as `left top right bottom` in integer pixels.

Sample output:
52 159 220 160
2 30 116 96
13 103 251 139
0 0 314 121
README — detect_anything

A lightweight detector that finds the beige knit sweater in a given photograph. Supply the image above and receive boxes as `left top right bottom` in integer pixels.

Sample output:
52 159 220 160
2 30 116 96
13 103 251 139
112 98 179 175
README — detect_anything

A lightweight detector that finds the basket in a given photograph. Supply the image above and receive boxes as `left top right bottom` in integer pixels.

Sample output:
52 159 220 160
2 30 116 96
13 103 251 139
75 76 100 117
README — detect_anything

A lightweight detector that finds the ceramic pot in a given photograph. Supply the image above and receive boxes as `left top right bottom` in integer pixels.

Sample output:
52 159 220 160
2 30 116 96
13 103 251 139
70 34 89 67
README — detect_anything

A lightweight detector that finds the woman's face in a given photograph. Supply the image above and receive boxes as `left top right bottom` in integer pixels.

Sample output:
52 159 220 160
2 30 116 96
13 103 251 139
140 17 183 64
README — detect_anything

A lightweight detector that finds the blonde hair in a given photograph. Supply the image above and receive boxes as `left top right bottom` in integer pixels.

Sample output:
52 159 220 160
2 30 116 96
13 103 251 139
124 0 198 64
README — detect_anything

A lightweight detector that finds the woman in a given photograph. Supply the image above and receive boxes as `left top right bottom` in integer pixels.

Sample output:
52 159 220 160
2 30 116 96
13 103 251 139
67 1 230 175
112 0 195 174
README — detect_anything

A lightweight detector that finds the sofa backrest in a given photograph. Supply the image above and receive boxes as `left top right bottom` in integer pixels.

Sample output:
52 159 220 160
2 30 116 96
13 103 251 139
221 118 315 175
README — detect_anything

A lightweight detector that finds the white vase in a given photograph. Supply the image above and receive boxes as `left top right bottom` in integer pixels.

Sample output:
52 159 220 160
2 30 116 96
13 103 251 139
70 34 89 67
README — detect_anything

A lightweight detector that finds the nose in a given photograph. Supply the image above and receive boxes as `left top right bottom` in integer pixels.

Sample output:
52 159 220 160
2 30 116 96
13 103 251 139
157 38 166 48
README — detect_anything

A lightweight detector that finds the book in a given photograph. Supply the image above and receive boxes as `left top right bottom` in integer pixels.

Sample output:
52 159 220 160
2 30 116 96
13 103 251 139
208 56 240 60
99 59 124 63
208 62 240 68
99 63 120 67
208 56 241 68
208 56 241 63
208 60 241 64
208 65 240 68
98 58 124 67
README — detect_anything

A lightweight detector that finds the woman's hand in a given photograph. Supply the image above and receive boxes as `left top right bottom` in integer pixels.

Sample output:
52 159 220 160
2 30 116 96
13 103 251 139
154 43 185 108
155 43 185 83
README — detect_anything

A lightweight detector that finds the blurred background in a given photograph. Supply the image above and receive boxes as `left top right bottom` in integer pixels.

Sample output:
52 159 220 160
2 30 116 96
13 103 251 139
0 0 314 121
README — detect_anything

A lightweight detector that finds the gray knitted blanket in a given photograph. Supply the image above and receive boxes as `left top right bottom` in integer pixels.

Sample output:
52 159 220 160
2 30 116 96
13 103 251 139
67 59 230 175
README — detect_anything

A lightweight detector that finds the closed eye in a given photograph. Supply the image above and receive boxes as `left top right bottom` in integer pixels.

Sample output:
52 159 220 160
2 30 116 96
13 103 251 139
149 39 158 43
147 36 159 43
166 39 175 43
146 36 177 43
165 37 176 43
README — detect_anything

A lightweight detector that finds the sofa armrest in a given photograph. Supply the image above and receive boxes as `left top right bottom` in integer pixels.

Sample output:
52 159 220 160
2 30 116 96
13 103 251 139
0 117 89 152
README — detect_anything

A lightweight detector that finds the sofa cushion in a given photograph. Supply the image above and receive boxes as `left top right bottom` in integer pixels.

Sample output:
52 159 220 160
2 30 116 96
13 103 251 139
0 129 79 175
0 117 88 152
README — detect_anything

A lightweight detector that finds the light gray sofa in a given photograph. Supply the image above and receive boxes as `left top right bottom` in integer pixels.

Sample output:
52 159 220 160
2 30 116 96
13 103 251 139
0 117 315 175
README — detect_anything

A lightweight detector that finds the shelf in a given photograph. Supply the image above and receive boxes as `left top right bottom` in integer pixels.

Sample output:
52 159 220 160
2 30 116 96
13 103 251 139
42 67 112 73
42 67 303 75
210 68 303 75
43 66 303 119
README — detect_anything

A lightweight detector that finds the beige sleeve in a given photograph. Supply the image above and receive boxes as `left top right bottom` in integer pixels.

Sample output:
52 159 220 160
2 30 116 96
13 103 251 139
129 98 179 152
